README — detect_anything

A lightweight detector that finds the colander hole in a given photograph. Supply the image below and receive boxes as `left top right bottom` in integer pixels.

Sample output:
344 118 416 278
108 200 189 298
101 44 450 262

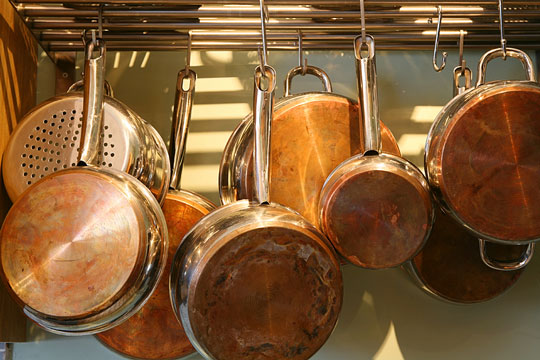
31 174 35 178
56 160 61 164
56 133 61 138
68 123 73 128
108 163 112 167
49 131 53 135
98 151 102 155
27 181 31 185
77 123 82 128
71 163 75 167
49 159 53 162
30 146 35 150
72 137 77 141
110 144 114 148
104 125 109 130
50 150 54 154
21 154 26 158
42 129 46 133
21 163 26 167
35 156 39 160
75 130 79 135
70 117 74 121
58 126 62 129
28 155 33 159
104 143 108 147
104 152 108 156
62 111 66 115
108 134 112 138
60 119 65 123
72 110 76 114
45 167 48 171
28 164 33 168
52 114 57 119
55 143 59 146
42 139 46 143
64 137 68 141
23 172 27 176
51 123 55 127
56 152 60 156
37 147 41 151
36 165 40 169
44 120 48 124
48 141 53 145
36 126 40 131
62 145 66 149
76 147 80 151
29 135 33 139
24 144 29 148
70 143 75 147
53 168 57 171
102 162 106 165
40 175 44 178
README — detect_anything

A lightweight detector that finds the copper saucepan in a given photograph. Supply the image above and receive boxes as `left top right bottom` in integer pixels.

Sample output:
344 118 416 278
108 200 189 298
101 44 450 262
425 47 538 269
170 65 343 360
0 39 168 335
219 63 400 228
318 35 434 269
96 67 215 359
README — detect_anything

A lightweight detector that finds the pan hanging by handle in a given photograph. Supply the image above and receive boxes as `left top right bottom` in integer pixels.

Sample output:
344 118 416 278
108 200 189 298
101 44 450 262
0 37 168 335
318 35 434 269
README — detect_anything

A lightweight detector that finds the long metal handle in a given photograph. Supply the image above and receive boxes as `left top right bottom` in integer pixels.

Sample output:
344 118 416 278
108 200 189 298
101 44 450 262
78 39 106 166
476 47 536 86
283 64 332 97
479 239 534 271
253 65 276 204
354 34 380 154
169 68 196 190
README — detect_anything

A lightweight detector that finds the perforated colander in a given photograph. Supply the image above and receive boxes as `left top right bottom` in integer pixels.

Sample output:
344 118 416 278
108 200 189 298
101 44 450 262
3 92 170 203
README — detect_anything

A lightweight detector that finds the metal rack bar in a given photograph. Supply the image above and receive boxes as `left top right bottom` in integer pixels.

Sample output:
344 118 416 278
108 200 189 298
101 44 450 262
10 0 540 53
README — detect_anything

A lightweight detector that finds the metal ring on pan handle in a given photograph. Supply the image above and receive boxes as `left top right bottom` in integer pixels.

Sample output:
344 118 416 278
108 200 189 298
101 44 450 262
67 79 114 97
479 239 535 271
283 65 333 97
453 66 472 97
476 47 536 86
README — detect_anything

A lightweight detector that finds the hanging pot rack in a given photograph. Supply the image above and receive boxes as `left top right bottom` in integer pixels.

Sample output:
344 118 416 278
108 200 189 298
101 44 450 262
10 0 540 52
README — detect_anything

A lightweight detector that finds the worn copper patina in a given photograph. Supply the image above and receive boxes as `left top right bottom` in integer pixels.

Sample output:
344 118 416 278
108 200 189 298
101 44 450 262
439 87 540 242
189 226 343 360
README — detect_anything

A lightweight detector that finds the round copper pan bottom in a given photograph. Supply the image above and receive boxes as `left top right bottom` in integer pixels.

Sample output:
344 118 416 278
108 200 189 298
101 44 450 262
190 226 343 360
321 165 432 269
440 87 540 242
97 191 213 360
1 171 142 317
411 209 525 303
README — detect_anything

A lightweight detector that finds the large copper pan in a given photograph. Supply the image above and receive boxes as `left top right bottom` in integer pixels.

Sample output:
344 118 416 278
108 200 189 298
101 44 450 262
426 47 540 243
97 69 215 358
405 208 526 304
170 65 342 360
219 64 400 229
318 36 434 269
425 47 538 266
0 40 167 335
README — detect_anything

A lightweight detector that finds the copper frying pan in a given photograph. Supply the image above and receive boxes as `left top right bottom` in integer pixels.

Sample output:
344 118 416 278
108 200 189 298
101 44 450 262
0 39 167 334
96 69 215 358
318 35 434 269
219 64 400 228
170 65 342 360
425 47 538 268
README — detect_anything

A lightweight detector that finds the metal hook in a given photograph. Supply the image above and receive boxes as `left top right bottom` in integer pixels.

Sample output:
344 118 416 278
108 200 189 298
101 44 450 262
359 0 366 45
98 5 103 39
184 31 192 75
297 30 307 75
432 5 447 72
498 0 507 60
258 0 269 70
81 29 87 46
458 29 466 71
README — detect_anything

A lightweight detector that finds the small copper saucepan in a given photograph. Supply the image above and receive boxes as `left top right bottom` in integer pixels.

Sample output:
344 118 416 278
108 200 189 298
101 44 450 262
96 68 215 358
170 65 343 360
425 47 539 269
318 35 434 269
219 63 400 228
0 39 168 335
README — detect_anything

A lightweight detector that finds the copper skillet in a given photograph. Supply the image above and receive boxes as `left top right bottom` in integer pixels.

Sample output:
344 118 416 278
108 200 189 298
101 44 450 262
425 47 538 269
170 65 343 360
318 35 434 269
219 64 400 228
96 68 215 359
0 39 167 335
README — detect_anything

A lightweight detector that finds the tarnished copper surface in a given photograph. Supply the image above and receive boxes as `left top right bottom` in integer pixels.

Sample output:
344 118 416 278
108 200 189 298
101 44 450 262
190 226 342 360
321 166 432 269
97 190 213 360
1 171 142 317
440 87 540 242
237 94 400 226
411 208 525 303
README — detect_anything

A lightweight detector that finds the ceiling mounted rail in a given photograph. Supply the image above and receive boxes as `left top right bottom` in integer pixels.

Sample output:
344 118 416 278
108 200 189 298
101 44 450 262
10 0 540 52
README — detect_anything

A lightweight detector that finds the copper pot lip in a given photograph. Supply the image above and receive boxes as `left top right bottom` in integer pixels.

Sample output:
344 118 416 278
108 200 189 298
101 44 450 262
0 165 168 335
425 81 540 245
318 153 435 268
